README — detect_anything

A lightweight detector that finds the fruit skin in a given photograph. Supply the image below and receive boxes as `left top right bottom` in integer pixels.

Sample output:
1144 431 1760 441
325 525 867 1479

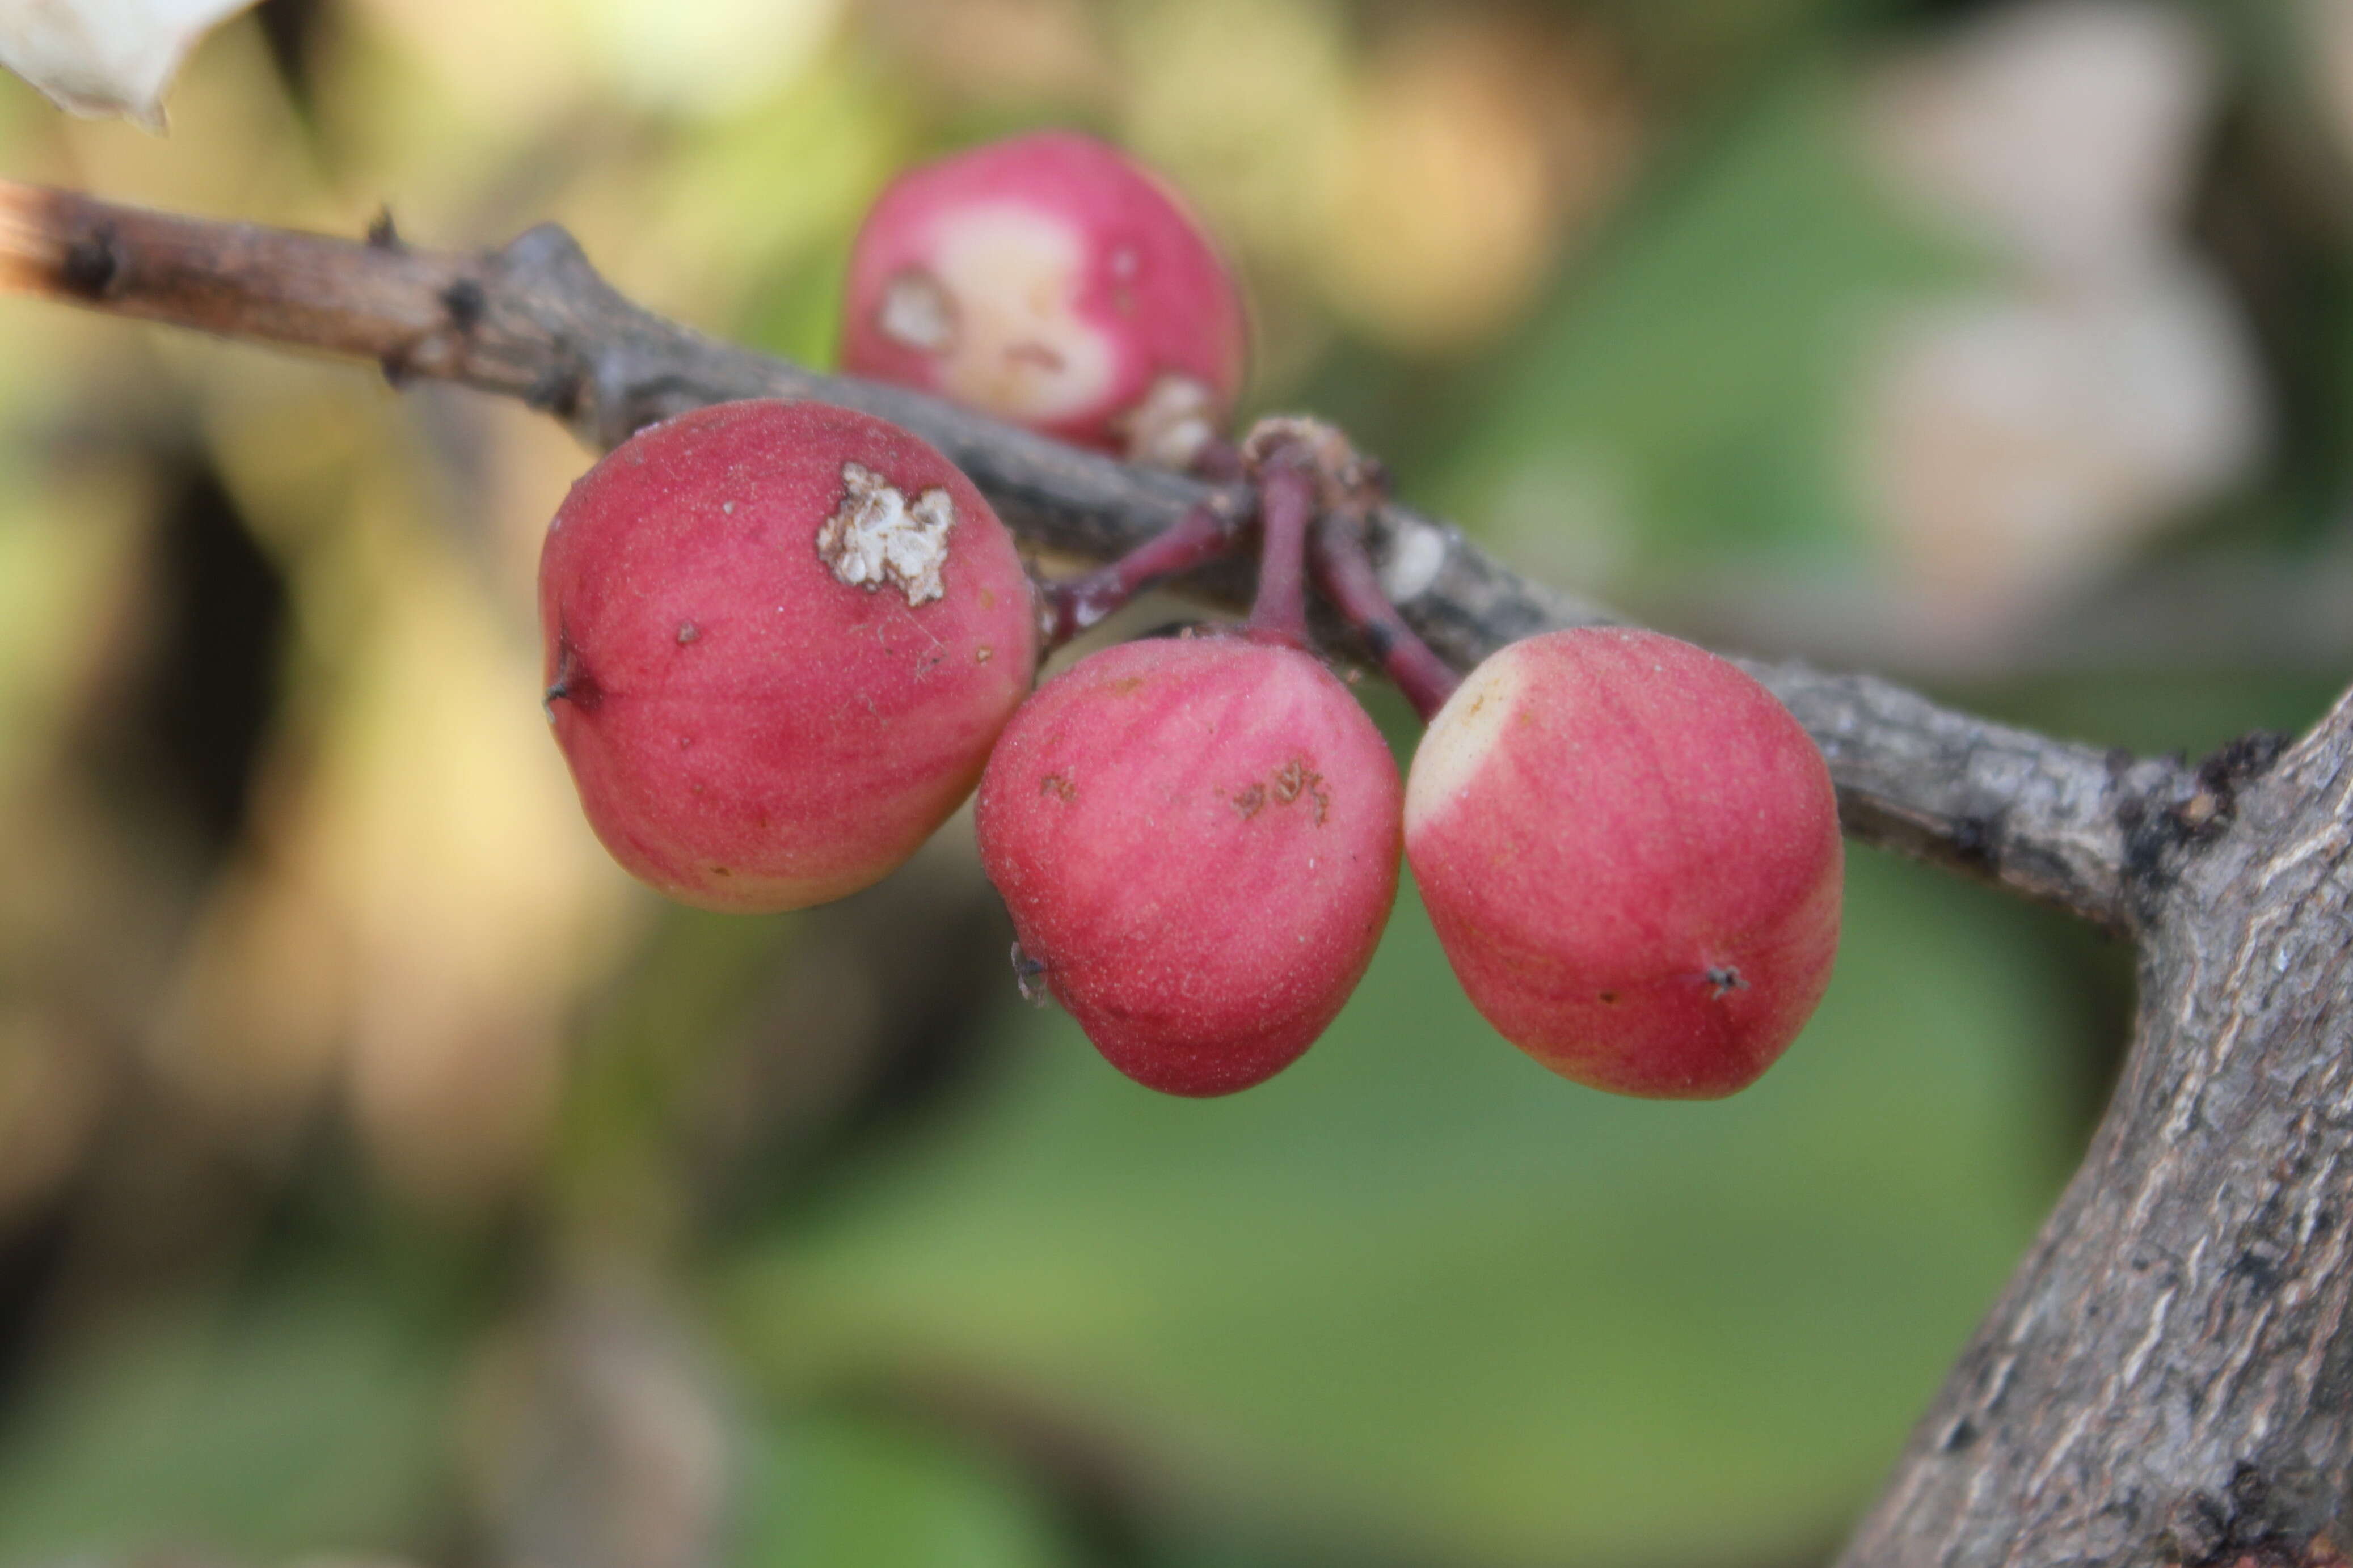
841 129 1247 460
977 635 1402 1096
1405 628 1843 1098
539 399 1038 912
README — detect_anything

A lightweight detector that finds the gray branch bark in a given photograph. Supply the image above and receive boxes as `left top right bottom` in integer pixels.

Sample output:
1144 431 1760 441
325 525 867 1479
2 177 2342 1567
1840 699 2353 1568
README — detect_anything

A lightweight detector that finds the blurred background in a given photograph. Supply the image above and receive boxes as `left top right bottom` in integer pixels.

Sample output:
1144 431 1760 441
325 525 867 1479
0 0 2344 1563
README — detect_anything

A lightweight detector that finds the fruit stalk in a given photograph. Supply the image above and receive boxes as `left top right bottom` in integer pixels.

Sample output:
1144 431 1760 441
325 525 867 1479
1245 459 1318 649
1311 510 1463 721
1040 501 1235 648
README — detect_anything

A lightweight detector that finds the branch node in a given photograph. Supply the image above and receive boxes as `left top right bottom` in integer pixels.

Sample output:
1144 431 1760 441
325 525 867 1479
440 277 486 333
59 225 119 298
498 221 593 277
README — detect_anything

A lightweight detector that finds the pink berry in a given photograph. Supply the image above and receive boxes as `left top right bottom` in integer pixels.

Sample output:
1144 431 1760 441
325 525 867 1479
976 635 1401 1096
841 130 1247 464
539 399 1039 912
1405 628 1844 1098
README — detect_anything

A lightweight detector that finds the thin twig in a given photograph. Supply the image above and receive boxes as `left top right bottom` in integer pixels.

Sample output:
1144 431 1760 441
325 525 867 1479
0 177 2201 931
1312 510 1462 721
1040 501 1237 649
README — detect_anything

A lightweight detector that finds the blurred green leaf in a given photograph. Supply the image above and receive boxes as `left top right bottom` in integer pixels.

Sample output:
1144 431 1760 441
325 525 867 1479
1432 66 1978 589
722 847 2076 1565
733 1409 1075 1568
0 1286 456 1563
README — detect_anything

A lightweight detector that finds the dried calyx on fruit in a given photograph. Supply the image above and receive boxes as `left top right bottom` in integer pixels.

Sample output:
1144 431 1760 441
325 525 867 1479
1403 628 1844 1098
539 399 1039 912
976 439 1401 1096
841 129 1247 467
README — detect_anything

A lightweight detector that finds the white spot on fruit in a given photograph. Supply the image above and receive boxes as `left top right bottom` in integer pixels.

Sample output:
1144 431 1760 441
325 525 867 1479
879 268 959 353
817 463 958 606
921 204 1116 422
1405 647 1530 838
1119 373 1218 469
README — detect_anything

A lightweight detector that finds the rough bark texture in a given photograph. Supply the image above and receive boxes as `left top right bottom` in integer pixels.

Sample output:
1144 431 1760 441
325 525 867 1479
1839 707 2353 1568
5 179 2350 1567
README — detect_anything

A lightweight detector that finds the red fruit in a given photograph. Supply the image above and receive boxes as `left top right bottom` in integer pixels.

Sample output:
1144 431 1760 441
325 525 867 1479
841 129 1247 463
976 635 1401 1096
1404 628 1843 1098
539 399 1039 912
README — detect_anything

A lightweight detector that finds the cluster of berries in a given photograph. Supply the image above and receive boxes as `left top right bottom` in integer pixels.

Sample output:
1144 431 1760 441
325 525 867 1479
538 132 1844 1101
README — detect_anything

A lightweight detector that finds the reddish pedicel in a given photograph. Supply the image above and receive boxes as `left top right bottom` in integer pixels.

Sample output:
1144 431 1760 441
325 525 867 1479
841 130 1247 463
539 399 1038 912
977 635 1402 1096
1405 628 1844 1098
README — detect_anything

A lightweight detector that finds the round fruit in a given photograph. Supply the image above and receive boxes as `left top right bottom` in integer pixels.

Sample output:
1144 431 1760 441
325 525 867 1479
841 129 1247 463
977 634 1401 1096
539 399 1039 912
1405 628 1843 1098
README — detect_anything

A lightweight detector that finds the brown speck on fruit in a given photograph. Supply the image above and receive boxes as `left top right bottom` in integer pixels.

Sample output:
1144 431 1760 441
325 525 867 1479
976 646 994 663
1599 991 1620 1004
1111 677 1146 695
1229 783 1267 819
1006 340 1068 371
1705 966 1747 998
1040 774 1077 802
710 865 731 877
676 622 701 644
1270 759 1331 823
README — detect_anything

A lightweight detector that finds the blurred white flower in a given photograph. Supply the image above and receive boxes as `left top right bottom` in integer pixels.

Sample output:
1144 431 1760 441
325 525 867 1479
0 0 258 129
1861 261 2265 632
1867 0 2212 281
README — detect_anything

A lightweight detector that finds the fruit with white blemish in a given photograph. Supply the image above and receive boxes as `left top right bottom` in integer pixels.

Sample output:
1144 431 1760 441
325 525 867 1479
539 399 1038 912
1405 628 1843 1098
841 130 1247 464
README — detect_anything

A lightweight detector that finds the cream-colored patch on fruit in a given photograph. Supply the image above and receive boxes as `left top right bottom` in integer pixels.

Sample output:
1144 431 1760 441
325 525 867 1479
878 268 959 353
816 463 956 606
924 203 1117 423
1405 646 1528 836
1119 373 1218 468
